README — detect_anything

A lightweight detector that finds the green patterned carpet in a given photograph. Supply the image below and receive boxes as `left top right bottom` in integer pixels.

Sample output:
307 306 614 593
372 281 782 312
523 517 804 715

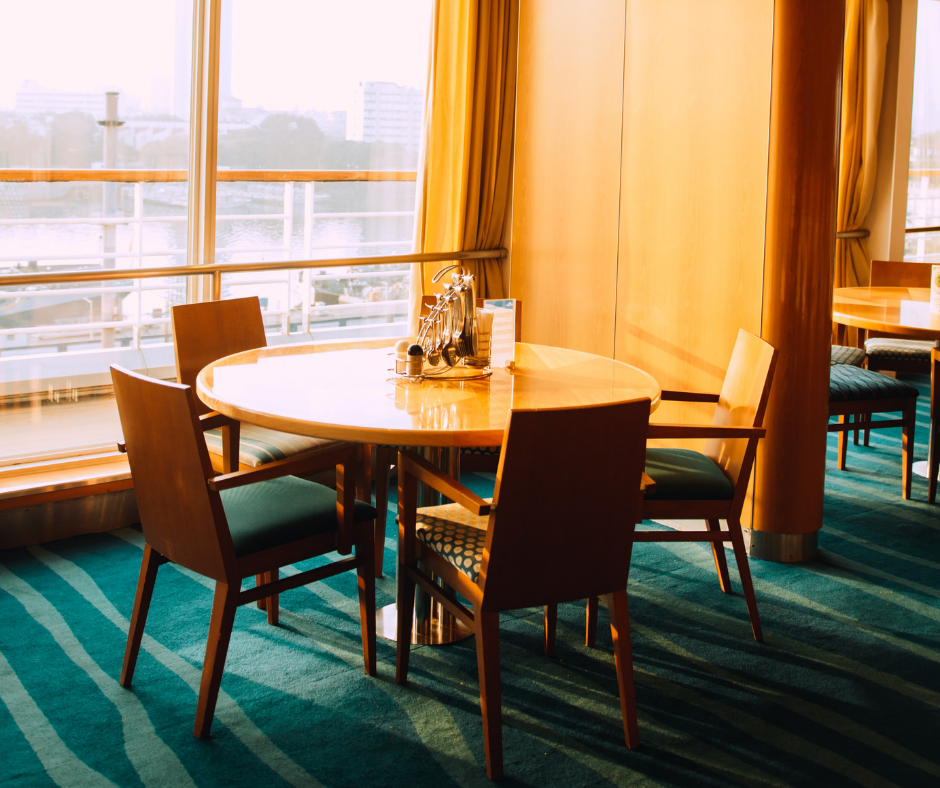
0 374 937 787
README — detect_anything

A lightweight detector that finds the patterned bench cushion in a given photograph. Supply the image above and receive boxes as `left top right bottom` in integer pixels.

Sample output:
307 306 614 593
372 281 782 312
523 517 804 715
205 424 344 468
413 501 491 583
830 345 866 367
644 448 734 501
461 446 501 457
829 365 920 403
864 337 934 362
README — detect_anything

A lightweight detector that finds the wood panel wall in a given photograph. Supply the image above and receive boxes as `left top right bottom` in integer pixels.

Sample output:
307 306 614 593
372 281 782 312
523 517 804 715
615 0 773 428
510 0 626 356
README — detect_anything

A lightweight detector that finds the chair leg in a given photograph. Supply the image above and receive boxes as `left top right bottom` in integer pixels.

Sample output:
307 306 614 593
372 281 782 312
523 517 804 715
194 582 239 739
476 611 503 781
706 519 732 593
864 412 871 446
838 414 849 470
853 412 860 445
265 571 279 626
607 591 639 749
120 544 163 687
356 527 377 676
543 604 557 657
585 596 599 648
395 566 417 684
357 443 373 503
727 517 762 642
374 446 392 578
902 400 915 500
256 574 266 610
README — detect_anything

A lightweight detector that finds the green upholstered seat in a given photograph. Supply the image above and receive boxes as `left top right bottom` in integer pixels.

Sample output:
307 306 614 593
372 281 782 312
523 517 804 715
864 337 934 362
644 448 734 501
412 502 491 583
221 475 377 558
205 424 344 468
830 345 866 367
829 365 920 403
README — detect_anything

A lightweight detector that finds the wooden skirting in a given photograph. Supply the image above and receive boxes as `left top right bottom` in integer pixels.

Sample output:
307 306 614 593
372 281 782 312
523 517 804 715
0 487 139 550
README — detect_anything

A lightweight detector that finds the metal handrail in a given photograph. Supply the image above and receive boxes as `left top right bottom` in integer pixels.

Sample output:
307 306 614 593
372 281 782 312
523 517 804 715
0 248 506 292
0 169 416 183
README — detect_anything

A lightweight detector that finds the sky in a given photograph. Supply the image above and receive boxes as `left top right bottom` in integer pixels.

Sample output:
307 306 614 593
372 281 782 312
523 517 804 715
0 0 432 115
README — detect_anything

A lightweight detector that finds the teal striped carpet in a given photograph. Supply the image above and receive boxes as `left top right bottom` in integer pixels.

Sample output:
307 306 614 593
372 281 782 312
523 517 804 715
1 374 937 787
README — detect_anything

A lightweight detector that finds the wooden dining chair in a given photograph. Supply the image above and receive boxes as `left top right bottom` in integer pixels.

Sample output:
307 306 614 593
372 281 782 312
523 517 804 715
173 296 370 620
112 365 377 738
552 329 777 647
172 296 356 476
395 398 651 781
863 260 934 375
368 298 522 577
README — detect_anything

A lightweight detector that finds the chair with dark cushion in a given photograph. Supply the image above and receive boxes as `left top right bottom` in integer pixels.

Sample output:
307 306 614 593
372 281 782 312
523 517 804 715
828 364 918 498
863 260 934 375
395 398 652 780
560 329 777 647
112 365 377 738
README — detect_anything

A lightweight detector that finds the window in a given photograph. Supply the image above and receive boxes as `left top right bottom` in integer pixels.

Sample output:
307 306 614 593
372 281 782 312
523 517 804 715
905 0 940 262
0 0 431 466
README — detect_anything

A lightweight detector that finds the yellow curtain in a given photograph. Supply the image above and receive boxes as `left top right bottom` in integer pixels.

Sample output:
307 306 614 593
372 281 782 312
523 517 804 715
409 0 518 332
835 0 889 289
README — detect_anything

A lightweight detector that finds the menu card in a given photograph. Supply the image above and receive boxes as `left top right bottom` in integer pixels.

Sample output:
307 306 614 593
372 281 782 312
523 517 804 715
484 299 517 368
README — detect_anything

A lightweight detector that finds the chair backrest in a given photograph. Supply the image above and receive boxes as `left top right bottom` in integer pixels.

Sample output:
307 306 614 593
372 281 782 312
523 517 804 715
477 398 650 611
421 296 523 341
704 329 778 492
172 297 267 416
112 365 235 581
869 260 932 288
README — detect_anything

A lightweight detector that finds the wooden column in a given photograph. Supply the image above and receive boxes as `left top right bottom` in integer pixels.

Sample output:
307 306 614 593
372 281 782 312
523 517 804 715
751 0 846 561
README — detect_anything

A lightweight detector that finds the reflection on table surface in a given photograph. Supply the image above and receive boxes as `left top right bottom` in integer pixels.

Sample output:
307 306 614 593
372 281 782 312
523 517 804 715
833 286 940 338
197 342 661 447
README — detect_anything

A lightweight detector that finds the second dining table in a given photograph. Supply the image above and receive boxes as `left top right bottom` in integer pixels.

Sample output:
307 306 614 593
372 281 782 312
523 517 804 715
197 341 661 643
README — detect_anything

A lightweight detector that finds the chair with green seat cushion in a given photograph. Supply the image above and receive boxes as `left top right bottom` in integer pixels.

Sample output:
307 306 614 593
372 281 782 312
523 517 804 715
643 449 735 501
111 365 377 739
828 364 918 498
573 329 778 647
830 345 866 367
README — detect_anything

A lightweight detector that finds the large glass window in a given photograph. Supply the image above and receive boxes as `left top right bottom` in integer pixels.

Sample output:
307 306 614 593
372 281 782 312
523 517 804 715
905 0 940 261
0 0 192 463
0 0 432 467
213 0 431 343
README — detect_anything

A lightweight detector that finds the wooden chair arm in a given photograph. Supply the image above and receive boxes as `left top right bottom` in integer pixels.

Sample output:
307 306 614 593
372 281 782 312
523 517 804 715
398 449 493 516
199 411 236 430
647 424 766 440
207 445 355 492
659 390 721 403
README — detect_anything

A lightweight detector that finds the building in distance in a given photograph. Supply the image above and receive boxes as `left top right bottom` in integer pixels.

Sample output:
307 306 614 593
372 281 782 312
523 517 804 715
347 82 423 152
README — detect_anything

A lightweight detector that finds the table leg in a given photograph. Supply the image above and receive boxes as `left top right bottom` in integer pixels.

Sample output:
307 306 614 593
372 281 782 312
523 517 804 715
376 445 473 645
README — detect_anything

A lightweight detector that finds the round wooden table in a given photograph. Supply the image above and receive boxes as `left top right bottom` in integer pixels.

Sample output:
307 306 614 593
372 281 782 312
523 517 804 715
198 342 661 642
832 286 939 485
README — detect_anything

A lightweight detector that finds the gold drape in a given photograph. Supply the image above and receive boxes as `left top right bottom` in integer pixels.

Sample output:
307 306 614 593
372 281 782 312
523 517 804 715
409 0 517 330
836 0 888 289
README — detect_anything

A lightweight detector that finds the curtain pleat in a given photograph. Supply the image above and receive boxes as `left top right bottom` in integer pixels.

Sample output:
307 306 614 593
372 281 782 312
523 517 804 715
836 0 889 289
409 0 518 333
